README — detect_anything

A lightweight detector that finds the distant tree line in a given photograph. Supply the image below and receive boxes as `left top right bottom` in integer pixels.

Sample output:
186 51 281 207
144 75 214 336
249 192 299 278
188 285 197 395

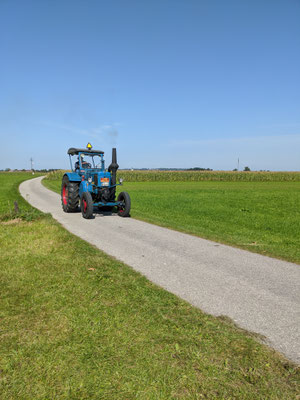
187 167 213 171
0 168 60 172
233 167 251 171
122 167 213 171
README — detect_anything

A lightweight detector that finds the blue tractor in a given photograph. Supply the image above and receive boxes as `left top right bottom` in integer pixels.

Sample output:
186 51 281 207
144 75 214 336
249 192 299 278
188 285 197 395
61 144 131 219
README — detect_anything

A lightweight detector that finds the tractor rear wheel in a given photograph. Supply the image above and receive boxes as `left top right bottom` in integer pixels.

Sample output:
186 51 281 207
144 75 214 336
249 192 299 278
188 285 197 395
117 192 131 217
61 176 79 212
81 192 93 219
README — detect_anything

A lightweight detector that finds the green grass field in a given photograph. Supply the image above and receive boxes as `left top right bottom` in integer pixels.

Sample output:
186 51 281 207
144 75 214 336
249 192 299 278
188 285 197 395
1 172 299 399
44 175 300 264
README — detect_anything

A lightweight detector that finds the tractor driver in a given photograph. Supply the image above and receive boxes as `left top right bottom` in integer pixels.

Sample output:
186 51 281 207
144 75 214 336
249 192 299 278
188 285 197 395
75 155 91 170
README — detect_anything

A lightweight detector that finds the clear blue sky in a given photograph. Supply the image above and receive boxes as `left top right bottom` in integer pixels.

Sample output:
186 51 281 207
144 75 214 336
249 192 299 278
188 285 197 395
0 0 299 171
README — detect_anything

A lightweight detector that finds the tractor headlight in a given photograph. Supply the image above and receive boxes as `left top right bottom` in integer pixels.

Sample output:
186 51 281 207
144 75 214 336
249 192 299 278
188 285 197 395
88 177 92 183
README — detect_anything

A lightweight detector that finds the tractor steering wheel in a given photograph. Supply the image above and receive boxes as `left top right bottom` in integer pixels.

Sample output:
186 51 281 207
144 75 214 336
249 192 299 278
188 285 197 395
82 161 91 169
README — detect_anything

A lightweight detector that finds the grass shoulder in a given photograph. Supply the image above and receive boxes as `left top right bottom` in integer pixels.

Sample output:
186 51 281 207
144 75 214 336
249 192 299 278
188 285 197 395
0 172 45 221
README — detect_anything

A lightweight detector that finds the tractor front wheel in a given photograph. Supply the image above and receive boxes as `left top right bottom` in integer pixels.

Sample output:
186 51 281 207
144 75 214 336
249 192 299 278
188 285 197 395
117 192 131 217
61 176 79 212
81 192 93 219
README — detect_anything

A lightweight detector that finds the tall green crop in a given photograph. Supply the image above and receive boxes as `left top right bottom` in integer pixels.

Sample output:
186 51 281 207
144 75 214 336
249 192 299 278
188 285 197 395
116 170 300 182
45 169 300 182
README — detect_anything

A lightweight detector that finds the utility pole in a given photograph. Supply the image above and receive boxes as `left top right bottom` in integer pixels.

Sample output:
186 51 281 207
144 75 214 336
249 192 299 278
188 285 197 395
237 157 240 171
30 157 34 175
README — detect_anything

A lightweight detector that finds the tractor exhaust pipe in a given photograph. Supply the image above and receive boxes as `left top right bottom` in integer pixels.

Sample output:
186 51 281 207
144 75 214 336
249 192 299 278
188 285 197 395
108 148 119 199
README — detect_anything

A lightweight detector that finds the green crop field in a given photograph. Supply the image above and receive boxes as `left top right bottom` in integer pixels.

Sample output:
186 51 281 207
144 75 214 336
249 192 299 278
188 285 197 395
46 169 300 182
114 170 300 182
44 172 300 264
1 172 299 398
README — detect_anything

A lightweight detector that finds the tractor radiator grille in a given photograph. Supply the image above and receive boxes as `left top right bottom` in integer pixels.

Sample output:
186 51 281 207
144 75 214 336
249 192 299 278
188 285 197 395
94 174 98 186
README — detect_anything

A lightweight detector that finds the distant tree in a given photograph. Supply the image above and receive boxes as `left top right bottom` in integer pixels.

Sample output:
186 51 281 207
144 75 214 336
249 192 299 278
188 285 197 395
243 166 251 171
5 168 11 172
233 168 238 171
187 167 212 171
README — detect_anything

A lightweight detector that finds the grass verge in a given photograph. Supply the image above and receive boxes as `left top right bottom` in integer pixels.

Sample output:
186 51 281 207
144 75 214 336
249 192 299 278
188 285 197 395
0 172 43 221
1 172 299 399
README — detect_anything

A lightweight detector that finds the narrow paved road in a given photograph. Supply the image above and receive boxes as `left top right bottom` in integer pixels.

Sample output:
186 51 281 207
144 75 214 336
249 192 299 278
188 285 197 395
20 177 300 363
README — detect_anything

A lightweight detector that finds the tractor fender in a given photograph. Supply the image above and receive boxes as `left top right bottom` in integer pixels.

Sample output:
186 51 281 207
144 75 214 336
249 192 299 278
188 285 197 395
79 180 92 197
64 172 81 182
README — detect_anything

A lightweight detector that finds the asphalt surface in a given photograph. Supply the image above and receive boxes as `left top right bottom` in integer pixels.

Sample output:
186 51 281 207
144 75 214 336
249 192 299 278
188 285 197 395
20 176 300 364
